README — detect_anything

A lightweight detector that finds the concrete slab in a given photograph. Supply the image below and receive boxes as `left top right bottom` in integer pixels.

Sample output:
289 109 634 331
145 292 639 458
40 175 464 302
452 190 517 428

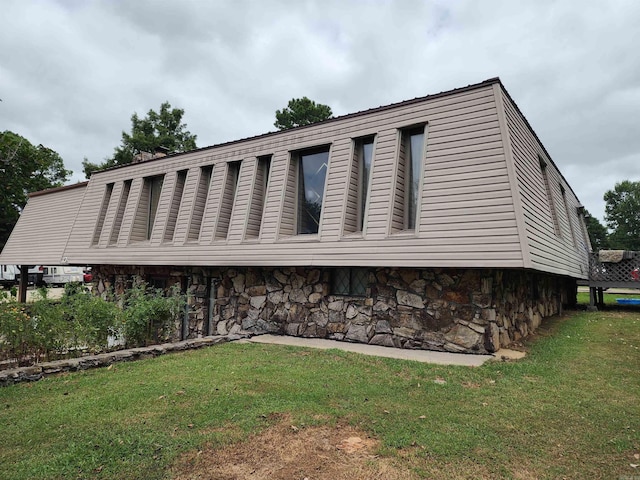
243 334 494 367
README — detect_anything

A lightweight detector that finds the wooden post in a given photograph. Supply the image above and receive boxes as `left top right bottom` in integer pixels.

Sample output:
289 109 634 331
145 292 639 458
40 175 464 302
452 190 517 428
18 265 29 303
588 287 598 311
597 287 604 308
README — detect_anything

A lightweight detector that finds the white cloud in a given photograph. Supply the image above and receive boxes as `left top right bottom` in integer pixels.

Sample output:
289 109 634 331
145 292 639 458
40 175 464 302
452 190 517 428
0 0 638 222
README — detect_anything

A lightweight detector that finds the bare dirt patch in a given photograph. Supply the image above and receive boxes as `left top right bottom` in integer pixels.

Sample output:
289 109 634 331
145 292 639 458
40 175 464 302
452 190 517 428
171 415 418 480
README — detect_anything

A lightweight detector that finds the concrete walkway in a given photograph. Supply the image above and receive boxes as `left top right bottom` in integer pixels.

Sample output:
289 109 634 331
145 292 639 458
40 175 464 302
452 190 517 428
245 334 495 366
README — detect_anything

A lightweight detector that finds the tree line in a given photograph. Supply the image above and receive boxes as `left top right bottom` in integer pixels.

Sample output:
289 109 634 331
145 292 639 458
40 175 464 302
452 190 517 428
1 97 638 252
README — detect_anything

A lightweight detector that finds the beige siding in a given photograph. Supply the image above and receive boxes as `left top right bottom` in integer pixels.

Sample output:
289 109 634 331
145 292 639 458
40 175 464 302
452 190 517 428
91 183 113 245
0 184 86 265
215 162 240 240
228 158 256 242
130 179 150 242
501 88 589 278
163 170 186 243
0 79 586 277
343 140 359 234
279 157 297 237
188 167 212 241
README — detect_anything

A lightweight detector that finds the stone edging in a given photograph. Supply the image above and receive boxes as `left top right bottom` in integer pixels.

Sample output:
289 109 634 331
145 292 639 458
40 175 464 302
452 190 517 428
0 333 252 388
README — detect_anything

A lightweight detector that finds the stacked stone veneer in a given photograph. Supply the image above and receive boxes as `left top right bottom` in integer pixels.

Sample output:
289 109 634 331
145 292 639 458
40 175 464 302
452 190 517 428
93 266 576 354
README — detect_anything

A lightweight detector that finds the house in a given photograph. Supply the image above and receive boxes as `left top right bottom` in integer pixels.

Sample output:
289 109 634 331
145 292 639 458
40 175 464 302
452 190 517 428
0 78 590 353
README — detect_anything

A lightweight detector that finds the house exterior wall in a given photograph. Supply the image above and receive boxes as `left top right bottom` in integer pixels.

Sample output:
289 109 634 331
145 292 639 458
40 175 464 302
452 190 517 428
497 86 590 278
0 183 87 265
92 264 576 354
60 80 533 271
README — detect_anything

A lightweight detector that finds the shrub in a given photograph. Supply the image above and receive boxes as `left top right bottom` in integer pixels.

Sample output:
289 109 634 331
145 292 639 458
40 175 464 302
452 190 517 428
121 283 184 347
61 284 120 350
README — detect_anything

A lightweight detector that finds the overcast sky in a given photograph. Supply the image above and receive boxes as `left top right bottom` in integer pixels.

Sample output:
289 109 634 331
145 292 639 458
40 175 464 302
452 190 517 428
1 0 639 222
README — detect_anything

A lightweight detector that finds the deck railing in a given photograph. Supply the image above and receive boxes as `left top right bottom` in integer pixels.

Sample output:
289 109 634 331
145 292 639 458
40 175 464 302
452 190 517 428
588 251 640 288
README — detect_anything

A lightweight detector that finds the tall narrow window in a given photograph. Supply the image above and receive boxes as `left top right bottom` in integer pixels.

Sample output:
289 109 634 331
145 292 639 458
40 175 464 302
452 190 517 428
133 175 164 241
147 175 164 239
560 185 576 245
165 170 187 242
92 183 114 245
215 161 241 240
344 137 375 234
188 166 213 240
247 155 272 239
539 156 560 236
392 126 425 232
110 180 132 245
297 147 330 234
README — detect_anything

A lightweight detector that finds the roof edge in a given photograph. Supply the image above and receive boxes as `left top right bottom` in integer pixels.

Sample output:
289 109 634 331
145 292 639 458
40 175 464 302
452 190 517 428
94 77 503 175
29 181 88 198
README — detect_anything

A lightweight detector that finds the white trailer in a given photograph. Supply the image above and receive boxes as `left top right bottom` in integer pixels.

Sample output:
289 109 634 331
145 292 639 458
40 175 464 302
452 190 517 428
41 266 85 286
0 265 17 288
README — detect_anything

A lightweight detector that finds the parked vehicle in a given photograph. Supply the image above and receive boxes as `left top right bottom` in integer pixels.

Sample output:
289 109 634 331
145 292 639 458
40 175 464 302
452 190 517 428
13 266 45 286
41 266 84 287
0 265 17 288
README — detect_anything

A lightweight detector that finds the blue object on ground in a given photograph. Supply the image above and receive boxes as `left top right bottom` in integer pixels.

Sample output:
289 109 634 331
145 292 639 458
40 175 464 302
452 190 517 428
616 298 640 305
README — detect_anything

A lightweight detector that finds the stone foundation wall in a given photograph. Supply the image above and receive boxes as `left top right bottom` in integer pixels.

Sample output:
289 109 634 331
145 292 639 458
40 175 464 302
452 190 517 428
92 265 576 354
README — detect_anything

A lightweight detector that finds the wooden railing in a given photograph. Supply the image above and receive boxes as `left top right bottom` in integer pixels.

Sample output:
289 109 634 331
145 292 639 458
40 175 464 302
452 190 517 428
588 251 640 288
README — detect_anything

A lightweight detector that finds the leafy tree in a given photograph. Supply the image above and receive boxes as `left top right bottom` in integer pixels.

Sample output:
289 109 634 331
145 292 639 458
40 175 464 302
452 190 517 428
83 102 197 177
583 209 609 251
604 180 640 251
274 97 333 130
0 131 71 250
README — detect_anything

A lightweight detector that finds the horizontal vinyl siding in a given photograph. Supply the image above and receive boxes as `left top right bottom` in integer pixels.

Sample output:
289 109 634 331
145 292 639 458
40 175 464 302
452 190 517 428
502 89 588 278
0 185 86 265
21 81 577 271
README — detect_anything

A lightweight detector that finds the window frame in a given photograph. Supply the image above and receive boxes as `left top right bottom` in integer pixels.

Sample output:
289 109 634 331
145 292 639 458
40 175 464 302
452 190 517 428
294 145 331 235
331 267 369 296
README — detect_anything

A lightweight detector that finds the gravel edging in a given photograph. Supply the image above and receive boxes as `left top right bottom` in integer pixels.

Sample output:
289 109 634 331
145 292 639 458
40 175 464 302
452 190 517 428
0 333 252 387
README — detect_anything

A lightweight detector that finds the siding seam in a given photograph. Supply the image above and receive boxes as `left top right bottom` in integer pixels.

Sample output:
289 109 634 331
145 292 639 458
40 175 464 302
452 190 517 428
493 83 531 269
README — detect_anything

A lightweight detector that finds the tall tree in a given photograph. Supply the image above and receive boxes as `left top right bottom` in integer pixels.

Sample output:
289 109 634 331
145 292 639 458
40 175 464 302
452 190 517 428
583 209 609 251
0 131 71 250
83 102 197 177
604 180 640 251
274 97 333 130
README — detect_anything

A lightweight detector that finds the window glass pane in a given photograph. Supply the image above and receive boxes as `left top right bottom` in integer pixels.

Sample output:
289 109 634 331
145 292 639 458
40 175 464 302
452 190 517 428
148 175 164 239
359 140 374 231
298 149 329 234
351 268 368 296
407 131 424 230
332 268 350 295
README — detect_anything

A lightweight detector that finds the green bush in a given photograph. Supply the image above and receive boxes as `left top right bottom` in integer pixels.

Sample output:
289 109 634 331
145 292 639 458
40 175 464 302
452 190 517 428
0 280 185 364
60 283 120 350
0 301 34 364
121 283 184 347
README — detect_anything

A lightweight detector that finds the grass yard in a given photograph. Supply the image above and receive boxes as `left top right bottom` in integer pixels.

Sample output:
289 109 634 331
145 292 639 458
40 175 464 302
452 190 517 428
0 310 639 479
577 291 640 306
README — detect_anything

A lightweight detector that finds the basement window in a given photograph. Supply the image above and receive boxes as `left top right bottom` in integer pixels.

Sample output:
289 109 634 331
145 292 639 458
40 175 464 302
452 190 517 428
332 268 368 296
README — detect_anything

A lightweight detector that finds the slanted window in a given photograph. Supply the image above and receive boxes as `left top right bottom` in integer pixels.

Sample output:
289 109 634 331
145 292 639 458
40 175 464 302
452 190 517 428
332 268 368 296
560 185 576 246
539 156 560 236
297 147 330 235
188 166 213 240
246 155 272 239
164 169 188 242
92 183 114 245
110 179 132 245
344 136 375 234
132 175 164 241
215 161 241 240
392 125 425 232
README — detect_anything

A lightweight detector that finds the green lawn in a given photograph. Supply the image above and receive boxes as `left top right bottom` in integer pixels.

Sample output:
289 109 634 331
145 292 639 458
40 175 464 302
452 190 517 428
1 310 639 479
577 291 640 305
